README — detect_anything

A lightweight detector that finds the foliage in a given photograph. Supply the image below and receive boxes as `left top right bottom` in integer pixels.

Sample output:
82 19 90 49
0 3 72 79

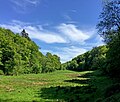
0 27 61 75
21 29 30 40
97 0 120 43
0 70 119 102
0 70 89 101
97 0 120 78
104 83 120 98
62 45 108 71
0 70 4 75
105 30 120 77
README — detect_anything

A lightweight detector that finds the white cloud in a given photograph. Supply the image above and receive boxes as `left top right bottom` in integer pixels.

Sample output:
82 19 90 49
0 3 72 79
41 46 87 63
57 46 87 63
10 0 40 13
57 23 90 43
63 15 72 21
12 20 31 26
70 10 77 13
25 26 67 43
25 0 40 5
11 0 40 6
0 21 67 44
94 35 105 46
40 49 54 54
0 20 96 44
0 20 104 63
0 24 22 33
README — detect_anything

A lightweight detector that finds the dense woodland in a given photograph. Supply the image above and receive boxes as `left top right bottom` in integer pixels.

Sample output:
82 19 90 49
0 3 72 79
0 28 61 75
62 45 108 71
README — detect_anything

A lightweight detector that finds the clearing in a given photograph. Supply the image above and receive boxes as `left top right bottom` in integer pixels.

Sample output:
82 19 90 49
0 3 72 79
0 70 113 102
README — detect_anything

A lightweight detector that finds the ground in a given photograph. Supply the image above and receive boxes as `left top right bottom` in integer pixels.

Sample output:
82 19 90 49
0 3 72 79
0 70 119 102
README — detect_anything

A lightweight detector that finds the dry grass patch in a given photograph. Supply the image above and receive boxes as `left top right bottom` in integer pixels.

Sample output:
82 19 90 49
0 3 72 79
66 73 80 78
32 82 48 86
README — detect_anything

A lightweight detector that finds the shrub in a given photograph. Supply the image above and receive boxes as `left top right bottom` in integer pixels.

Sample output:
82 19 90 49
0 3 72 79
104 83 120 98
0 70 4 75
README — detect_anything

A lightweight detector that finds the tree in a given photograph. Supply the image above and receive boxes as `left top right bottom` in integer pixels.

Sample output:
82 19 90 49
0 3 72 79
0 50 3 67
69 60 78 71
97 0 120 77
42 52 61 73
21 29 30 40
53 55 61 70
0 27 62 75
97 0 120 43
90 46 107 70
63 45 108 71
105 30 120 77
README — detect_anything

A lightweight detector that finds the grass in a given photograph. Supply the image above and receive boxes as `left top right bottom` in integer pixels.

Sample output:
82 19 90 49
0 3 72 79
0 70 120 102
0 70 91 102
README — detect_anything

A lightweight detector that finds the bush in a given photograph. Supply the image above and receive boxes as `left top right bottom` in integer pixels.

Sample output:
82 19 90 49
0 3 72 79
95 98 103 102
0 70 4 75
104 83 120 98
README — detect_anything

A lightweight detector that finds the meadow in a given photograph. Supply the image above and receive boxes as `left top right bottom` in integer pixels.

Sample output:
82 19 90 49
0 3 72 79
0 70 114 102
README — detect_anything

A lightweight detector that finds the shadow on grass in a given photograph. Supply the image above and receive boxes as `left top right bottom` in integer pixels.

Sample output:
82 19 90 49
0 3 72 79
38 85 96 102
78 73 93 78
37 71 98 102
64 79 89 84
64 72 93 85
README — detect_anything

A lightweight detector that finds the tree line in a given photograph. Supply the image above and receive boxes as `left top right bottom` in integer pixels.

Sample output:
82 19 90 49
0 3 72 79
0 0 119 78
0 28 61 75
63 0 120 78
62 45 108 72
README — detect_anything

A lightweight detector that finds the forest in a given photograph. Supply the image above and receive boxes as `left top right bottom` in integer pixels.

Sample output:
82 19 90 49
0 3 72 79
0 0 120 102
0 28 61 75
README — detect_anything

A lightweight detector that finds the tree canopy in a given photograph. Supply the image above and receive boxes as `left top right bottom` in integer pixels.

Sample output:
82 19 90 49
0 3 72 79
97 0 120 78
97 0 120 43
0 28 61 75
62 45 108 71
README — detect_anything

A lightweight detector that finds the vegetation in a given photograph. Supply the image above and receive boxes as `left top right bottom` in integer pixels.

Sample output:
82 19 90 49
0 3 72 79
1 70 120 102
97 0 120 78
0 0 120 101
63 0 120 78
60 1 120 101
62 45 108 72
0 28 61 75
0 70 89 101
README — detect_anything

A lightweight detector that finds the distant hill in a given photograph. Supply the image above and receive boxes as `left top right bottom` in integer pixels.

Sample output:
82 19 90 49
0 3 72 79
62 45 108 71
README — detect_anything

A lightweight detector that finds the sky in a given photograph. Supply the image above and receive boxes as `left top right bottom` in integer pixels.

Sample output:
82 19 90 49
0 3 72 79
0 0 104 63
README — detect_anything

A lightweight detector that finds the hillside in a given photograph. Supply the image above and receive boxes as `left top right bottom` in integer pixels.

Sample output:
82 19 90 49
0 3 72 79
62 45 108 71
0 28 61 75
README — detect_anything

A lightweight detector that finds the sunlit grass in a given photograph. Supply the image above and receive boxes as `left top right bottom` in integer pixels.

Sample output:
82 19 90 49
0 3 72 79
0 70 115 102
0 70 91 102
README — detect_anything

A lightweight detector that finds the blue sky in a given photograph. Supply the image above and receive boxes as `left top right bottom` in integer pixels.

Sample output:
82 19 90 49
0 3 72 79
0 0 104 63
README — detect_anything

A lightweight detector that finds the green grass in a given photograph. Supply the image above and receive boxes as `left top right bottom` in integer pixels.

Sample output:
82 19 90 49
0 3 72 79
0 70 92 102
0 70 120 102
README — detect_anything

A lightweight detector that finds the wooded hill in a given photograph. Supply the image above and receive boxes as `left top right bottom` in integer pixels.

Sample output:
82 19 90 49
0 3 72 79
62 45 108 71
0 28 61 75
